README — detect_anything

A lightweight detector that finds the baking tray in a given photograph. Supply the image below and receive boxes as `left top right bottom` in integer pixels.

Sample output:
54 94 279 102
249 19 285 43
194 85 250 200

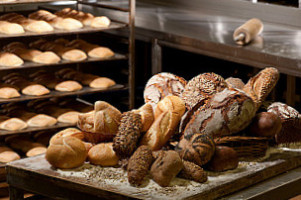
0 22 126 39
0 84 126 104
0 53 127 71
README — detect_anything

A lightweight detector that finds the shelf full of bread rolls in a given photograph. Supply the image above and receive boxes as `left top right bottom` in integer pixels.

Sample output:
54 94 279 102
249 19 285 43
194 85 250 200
0 97 94 136
0 8 126 39
0 38 127 70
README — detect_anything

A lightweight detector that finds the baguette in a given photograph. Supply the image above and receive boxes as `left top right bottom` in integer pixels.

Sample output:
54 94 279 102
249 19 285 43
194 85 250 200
0 21 24 35
0 52 23 67
28 10 83 30
0 13 53 33
55 8 110 28
29 39 87 61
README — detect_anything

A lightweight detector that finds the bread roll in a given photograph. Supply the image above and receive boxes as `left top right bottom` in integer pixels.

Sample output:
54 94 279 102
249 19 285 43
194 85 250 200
22 84 50 96
46 136 87 169
127 145 154 186
91 16 111 28
225 77 245 90
49 128 84 145
26 146 47 157
89 77 115 88
88 143 119 166
55 80 82 92
178 161 207 183
0 21 24 35
205 146 238 172
0 86 20 99
0 146 20 163
57 111 80 124
133 103 154 132
32 51 61 64
140 110 181 151
248 112 282 137
0 116 27 131
154 95 186 119
0 52 23 67
26 114 57 127
150 150 183 187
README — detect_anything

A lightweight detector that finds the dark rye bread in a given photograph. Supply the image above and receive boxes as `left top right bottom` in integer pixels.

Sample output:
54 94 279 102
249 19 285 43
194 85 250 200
243 67 279 110
143 72 187 109
181 72 228 110
183 88 256 139
267 102 301 144
176 133 215 166
113 111 142 158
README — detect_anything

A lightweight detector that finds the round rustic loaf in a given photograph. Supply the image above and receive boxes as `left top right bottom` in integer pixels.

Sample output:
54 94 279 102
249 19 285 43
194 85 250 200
205 146 238 172
176 133 215 166
183 88 256 138
46 136 87 169
181 72 228 110
267 102 301 144
248 112 282 137
143 72 187 109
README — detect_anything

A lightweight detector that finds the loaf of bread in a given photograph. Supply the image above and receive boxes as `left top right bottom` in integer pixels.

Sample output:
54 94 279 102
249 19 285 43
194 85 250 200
248 112 282 137
225 77 245 90
0 83 20 99
0 52 23 67
140 111 179 151
56 68 116 88
113 111 142 158
178 160 208 183
181 72 228 110
205 146 238 172
0 146 20 163
127 145 154 186
67 39 114 58
49 128 84 145
154 96 186 119
267 102 301 144
3 42 60 64
243 67 279 110
46 136 87 169
176 133 215 166
183 88 256 138
132 103 154 132
28 10 83 30
0 21 24 35
29 39 87 62
0 13 53 33
150 150 183 187
88 143 119 166
144 72 187 109
55 8 111 28
0 115 27 131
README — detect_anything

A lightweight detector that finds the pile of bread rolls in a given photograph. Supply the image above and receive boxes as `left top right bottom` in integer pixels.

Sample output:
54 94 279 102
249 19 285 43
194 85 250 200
0 98 93 131
0 38 115 68
0 8 111 35
0 69 116 99
45 67 301 187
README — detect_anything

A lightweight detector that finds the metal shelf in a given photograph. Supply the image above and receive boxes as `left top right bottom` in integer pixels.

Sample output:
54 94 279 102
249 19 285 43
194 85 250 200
0 84 126 104
0 53 127 71
0 122 74 137
0 22 126 39
0 0 73 5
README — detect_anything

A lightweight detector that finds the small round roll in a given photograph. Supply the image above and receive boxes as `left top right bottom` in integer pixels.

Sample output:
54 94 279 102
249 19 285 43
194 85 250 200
87 143 119 167
46 136 87 169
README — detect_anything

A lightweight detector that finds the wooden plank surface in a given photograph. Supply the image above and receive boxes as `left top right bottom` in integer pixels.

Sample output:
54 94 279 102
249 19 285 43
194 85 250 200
6 149 301 200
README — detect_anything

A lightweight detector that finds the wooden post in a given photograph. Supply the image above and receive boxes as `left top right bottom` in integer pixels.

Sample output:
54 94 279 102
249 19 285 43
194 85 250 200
151 38 162 75
9 186 24 200
286 75 296 106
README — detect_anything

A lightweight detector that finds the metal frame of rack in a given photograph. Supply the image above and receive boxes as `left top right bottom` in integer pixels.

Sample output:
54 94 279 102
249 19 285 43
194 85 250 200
0 0 135 135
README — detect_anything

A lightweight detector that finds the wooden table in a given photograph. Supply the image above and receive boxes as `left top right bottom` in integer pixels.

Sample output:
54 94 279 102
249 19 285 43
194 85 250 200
5 149 301 200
